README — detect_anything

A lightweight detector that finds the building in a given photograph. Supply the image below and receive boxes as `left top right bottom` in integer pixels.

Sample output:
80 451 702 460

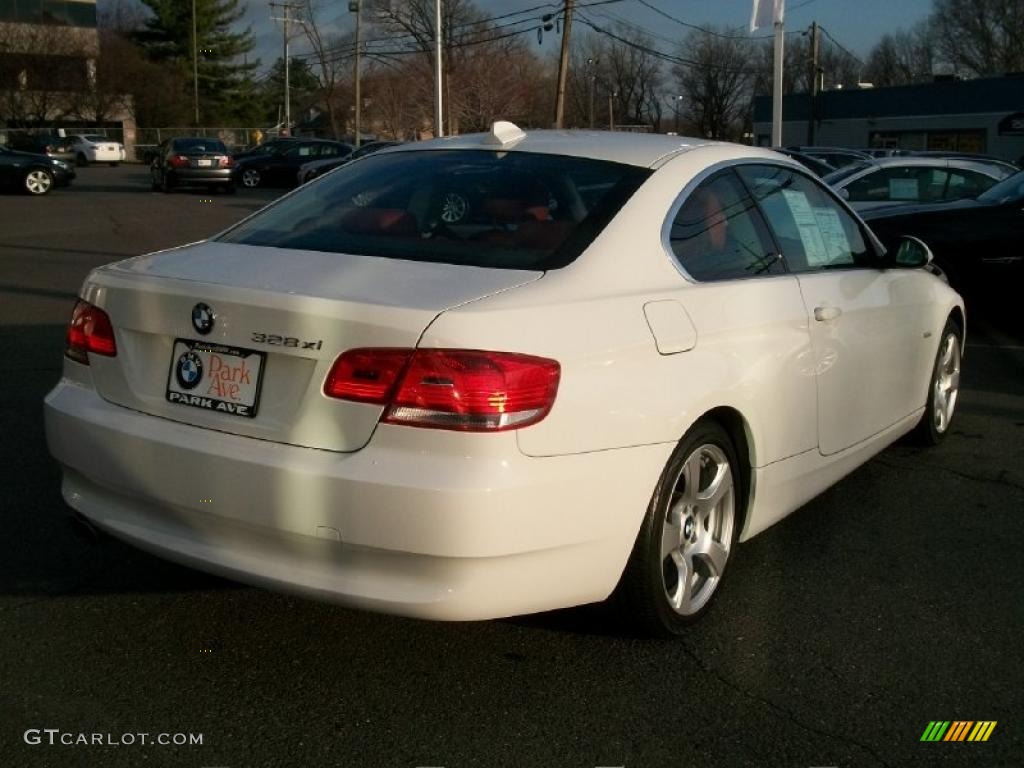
753 75 1024 162
0 0 136 154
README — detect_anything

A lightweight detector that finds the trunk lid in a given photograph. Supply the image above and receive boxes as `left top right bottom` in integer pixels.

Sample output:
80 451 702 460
83 241 541 452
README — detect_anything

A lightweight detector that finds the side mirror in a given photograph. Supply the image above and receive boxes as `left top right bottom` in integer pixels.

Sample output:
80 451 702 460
891 235 933 268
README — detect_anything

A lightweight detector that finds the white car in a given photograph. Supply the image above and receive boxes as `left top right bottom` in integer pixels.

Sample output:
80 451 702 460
44 123 964 634
68 134 126 166
825 156 1013 211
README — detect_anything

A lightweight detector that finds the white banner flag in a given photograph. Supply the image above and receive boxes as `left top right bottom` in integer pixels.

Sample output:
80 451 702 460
751 0 785 32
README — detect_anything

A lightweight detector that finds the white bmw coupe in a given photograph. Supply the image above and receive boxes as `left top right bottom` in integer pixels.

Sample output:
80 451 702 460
45 123 963 634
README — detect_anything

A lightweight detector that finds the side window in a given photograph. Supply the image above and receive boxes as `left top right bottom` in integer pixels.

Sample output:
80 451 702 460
737 164 873 272
845 166 943 203
668 169 782 281
946 169 997 200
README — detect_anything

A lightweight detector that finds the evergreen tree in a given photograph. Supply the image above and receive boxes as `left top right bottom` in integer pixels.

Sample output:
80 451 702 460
136 0 259 124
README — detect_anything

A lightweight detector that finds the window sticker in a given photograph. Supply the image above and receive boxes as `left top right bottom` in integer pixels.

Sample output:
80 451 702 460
888 178 919 200
781 189 830 266
812 206 851 265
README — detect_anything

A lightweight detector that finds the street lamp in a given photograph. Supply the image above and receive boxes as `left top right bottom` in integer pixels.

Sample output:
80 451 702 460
672 94 683 134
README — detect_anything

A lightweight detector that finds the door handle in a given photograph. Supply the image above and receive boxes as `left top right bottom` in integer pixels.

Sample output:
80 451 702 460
814 306 842 322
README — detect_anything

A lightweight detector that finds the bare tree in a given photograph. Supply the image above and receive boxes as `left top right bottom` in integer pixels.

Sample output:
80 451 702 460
864 21 937 86
300 1 356 138
931 0 1024 76
0 24 97 126
675 27 753 140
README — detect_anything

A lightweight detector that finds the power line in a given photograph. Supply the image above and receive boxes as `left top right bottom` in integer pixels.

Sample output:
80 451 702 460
819 26 865 65
635 0 777 40
575 14 762 74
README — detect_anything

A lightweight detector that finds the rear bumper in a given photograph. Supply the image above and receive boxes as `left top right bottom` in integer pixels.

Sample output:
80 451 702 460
44 378 668 620
86 148 122 162
168 169 234 185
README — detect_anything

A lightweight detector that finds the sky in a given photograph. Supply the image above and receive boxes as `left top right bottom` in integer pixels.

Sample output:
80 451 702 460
226 0 936 76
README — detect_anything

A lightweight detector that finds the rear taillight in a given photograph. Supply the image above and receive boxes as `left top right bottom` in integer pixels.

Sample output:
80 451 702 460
65 299 117 363
219 155 234 168
323 348 413 403
323 348 560 431
169 154 189 168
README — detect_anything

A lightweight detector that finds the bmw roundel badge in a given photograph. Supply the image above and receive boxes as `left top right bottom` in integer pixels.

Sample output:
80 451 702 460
176 351 204 390
192 302 215 335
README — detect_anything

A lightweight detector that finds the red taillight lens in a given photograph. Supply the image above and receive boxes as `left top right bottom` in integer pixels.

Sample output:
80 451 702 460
219 155 234 168
324 348 560 431
169 154 189 168
323 348 413 403
65 299 117 363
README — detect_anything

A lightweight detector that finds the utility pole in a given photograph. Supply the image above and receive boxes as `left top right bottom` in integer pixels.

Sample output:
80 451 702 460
586 57 596 129
553 0 574 128
434 0 443 137
807 21 820 145
270 2 302 136
672 94 683 134
772 13 784 146
352 0 363 146
608 90 615 131
192 0 199 125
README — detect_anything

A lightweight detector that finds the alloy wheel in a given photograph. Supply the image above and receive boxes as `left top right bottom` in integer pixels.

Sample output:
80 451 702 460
440 191 469 224
25 170 53 195
660 443 735 616
242 169 261 188
932 331 961 434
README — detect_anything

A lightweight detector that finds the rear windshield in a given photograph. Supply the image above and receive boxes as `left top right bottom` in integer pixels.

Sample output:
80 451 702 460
218 149 650 270
172 138 227 154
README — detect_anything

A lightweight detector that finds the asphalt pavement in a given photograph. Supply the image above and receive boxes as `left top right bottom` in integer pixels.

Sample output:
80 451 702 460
0 166 1021 768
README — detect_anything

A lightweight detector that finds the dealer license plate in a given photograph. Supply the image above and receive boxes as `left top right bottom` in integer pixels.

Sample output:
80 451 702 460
166 339 265 418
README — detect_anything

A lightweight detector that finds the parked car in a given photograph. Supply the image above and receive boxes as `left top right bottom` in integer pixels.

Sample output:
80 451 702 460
0 144 75 195
8 134 76 164
150 137 235 193
297 140 396 184
235 139 351 188
862 169 1024 294
771 148 835 177
824 157 1012 211
44 125 963 635
786 146 873 169
68 134 126 166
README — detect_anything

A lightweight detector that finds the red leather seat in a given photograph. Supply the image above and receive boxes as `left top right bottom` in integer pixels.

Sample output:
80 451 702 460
341 208 418 237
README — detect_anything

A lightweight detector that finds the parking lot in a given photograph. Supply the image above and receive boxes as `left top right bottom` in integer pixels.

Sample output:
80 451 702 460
1 164 1021 767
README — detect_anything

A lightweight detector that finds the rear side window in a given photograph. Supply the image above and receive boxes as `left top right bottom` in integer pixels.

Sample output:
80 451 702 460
845 166 951 203
219 150 651 270
668 170 782 280
738 165 873 272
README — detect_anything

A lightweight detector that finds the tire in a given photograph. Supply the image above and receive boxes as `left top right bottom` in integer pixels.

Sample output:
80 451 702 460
616 420 742 635
76 153 89 167
160 171 174 193
911 318 962 445
241 168 261 188
24 168 54 196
